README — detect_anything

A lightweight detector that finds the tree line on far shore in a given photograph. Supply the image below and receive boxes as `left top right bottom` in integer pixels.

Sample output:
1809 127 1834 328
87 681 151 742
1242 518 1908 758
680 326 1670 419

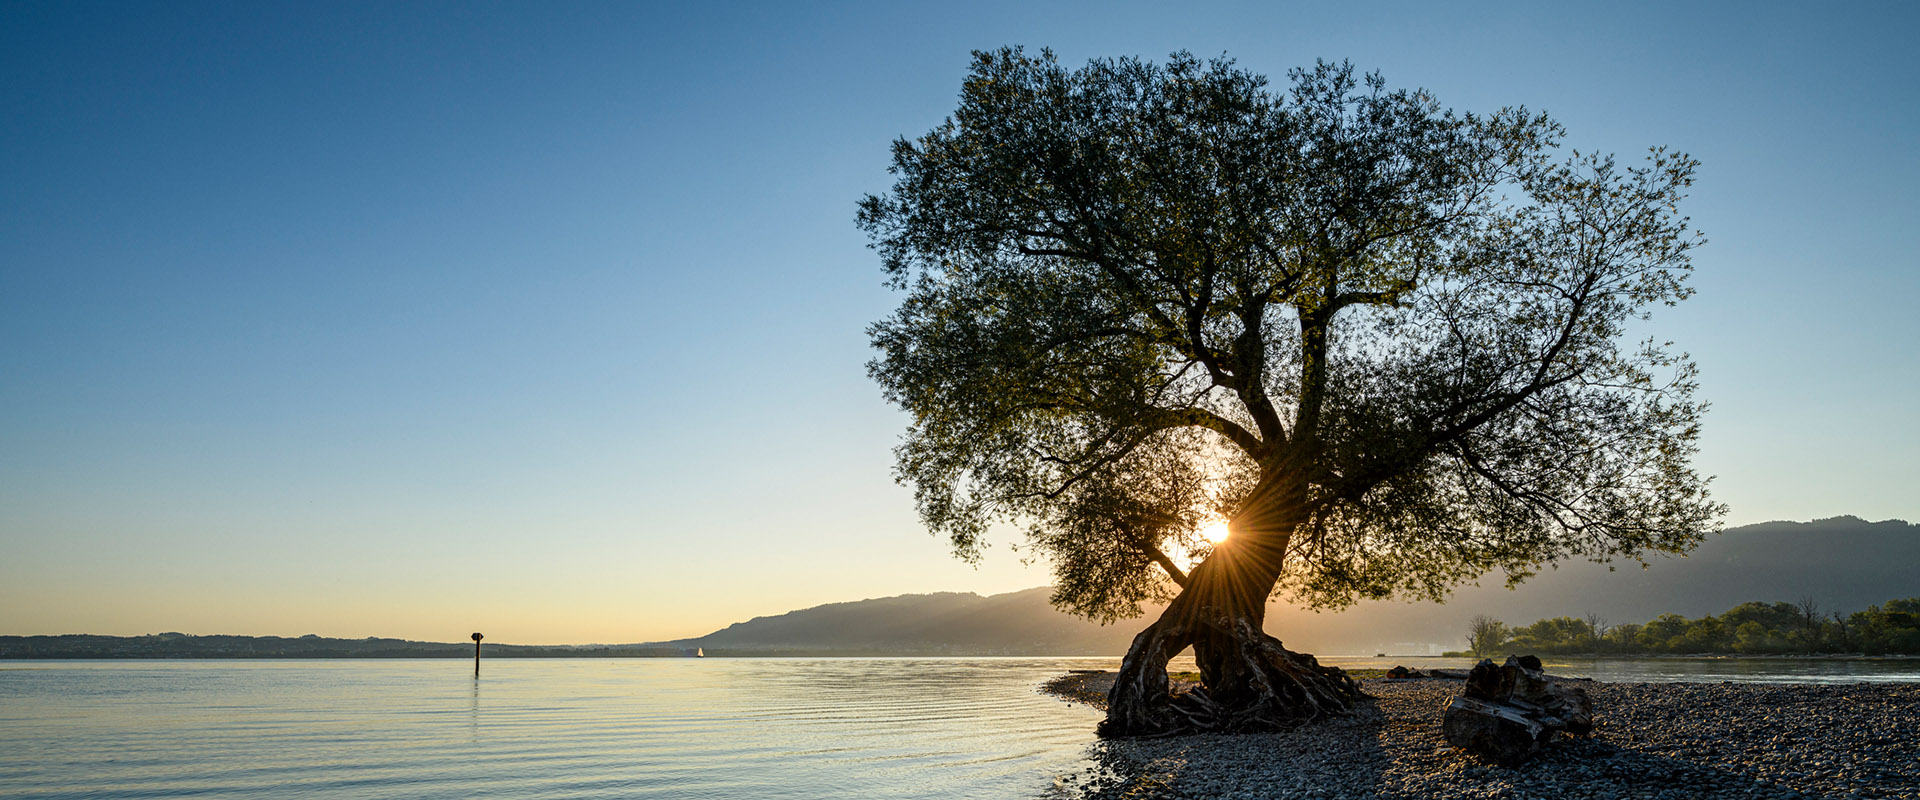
1454 597 1920 657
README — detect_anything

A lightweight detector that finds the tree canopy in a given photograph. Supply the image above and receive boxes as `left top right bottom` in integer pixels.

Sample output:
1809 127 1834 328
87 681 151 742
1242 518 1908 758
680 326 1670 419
861 49 1722 624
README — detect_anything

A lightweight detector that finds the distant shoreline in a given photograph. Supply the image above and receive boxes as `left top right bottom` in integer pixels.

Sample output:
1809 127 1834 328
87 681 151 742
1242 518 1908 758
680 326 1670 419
4 643 1919 662
1492 652 1920 661
0 632 1133 659
7 652 1918 661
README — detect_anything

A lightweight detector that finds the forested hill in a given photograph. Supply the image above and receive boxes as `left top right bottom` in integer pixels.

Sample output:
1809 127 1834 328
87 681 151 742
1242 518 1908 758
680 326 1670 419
660 516 1919 656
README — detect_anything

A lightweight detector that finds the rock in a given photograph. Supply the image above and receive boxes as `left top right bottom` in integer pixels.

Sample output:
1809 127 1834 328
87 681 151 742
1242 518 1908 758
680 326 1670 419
1443 655 1594 767
1386 665 1476 681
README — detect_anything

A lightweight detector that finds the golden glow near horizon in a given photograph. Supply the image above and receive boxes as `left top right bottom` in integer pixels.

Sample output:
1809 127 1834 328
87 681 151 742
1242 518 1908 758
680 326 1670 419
5 4 1918 651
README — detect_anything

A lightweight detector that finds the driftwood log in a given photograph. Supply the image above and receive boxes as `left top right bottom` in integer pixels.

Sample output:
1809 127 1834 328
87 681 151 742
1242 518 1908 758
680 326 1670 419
1442 655 1593 767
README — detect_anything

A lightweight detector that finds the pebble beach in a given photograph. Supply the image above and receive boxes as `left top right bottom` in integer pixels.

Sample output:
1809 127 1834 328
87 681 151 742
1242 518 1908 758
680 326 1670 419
1042 672 1920 799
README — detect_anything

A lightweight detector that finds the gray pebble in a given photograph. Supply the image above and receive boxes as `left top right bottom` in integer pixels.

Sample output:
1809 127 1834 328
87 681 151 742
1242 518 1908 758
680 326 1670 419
1045 679 1920 800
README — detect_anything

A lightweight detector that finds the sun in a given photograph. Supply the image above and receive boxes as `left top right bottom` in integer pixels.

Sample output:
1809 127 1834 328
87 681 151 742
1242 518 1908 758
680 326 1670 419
1200 520 1231 545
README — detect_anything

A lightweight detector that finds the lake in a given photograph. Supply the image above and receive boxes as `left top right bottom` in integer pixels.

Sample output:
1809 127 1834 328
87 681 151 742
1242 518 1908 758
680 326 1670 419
4 656 1916 799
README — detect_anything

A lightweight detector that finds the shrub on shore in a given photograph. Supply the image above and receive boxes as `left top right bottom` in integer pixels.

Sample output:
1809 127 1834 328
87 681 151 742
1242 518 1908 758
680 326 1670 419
1451 597 1920 656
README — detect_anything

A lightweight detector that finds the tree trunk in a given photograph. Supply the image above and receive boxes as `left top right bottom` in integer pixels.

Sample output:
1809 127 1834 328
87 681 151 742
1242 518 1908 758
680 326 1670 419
1099 519 1362 737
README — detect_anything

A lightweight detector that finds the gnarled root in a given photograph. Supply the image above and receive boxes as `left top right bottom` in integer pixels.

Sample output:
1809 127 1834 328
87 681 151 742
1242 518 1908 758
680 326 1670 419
1099 608 1363 737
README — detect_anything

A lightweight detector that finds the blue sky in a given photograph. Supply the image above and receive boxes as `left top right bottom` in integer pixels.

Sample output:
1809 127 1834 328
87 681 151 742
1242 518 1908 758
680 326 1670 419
3 1 1915 642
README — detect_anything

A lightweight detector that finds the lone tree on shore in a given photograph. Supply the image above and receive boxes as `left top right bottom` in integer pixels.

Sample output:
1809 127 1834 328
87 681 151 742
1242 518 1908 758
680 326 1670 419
1466 615 1508 657
861 49 1721 736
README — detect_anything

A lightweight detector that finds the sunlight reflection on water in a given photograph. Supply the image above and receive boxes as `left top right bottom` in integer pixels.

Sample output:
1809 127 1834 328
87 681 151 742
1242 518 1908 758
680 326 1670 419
2 655 1914 798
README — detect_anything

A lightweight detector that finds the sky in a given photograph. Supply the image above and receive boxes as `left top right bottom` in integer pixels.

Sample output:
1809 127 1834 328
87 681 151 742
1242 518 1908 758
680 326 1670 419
3 1 1916 644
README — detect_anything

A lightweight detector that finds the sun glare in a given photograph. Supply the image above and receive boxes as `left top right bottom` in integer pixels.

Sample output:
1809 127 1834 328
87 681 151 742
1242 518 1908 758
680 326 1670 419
1200 520 1231 545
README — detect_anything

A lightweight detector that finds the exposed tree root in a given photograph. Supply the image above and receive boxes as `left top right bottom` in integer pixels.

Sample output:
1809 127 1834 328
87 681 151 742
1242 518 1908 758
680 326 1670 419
1099 607 1363 737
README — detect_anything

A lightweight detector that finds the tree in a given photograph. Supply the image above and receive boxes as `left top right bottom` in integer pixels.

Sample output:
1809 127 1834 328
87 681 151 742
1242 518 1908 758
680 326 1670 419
1638 613 1692 652
1465 615 1507 657
1507 616 1592 652
1721 601 1798 653
861 48 1721 736
1676 615 1729 652
1826 611 1857 653
1607 622 1642 653
1851 599 1920 655
1583 611 1609 654
1792 595 1825 652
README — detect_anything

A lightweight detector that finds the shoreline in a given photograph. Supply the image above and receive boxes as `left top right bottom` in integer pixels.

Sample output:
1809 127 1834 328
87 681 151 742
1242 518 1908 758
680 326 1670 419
5 650 1918 661
1040 671 1920 800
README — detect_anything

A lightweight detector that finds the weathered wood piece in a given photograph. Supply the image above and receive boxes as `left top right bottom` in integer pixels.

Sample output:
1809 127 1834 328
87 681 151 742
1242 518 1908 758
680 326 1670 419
1443 655 1594 767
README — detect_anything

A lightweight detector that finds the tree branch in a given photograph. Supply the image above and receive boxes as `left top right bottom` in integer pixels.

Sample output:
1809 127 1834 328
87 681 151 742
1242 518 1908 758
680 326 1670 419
1137 541 1190 587
1155 407 1266 460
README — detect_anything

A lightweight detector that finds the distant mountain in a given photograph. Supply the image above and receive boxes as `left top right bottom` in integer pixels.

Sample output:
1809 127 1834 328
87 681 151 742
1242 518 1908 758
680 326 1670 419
9 518 1912 660
1267 515 1920 655
657 516 1920 657
658 588 1130 656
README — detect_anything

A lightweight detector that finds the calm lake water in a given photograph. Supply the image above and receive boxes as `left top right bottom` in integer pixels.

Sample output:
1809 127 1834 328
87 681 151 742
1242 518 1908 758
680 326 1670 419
4 656 1917 799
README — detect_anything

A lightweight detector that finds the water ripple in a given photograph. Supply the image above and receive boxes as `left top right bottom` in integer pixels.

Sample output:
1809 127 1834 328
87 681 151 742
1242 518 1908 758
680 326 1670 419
0 658 1117 799
9 655 1910 799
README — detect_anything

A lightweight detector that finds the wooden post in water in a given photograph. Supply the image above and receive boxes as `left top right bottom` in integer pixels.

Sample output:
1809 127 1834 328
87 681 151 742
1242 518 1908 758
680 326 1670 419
471 632 483 676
